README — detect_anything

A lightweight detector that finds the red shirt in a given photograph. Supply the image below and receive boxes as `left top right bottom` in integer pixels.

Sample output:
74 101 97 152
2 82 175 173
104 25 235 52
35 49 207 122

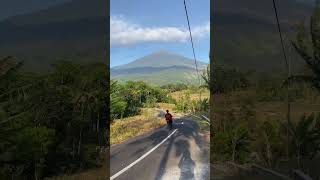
165 113 173 121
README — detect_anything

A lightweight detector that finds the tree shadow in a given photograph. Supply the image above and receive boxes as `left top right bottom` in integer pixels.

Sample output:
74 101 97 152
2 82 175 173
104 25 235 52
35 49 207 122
155 118 200 180
177 117 204 150
110 128 171 175
155 132 178 180
111 116 207 179
175 117 209 180
175 139 195 180
127 128 167 144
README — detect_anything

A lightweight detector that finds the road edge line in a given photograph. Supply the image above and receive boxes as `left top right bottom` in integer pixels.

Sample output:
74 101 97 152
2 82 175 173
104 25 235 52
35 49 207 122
110 129 178 180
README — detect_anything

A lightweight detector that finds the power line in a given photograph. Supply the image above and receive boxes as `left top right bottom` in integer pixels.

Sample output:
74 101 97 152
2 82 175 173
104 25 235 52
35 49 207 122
272 0 289 68
183 0 201 85
272 0 291 159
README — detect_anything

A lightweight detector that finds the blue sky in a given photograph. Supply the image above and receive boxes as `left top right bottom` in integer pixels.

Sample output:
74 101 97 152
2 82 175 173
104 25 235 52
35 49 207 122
110 0 210 67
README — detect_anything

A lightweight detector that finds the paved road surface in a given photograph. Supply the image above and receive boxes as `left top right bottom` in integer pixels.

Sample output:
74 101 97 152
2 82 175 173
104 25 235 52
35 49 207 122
110 118 209 180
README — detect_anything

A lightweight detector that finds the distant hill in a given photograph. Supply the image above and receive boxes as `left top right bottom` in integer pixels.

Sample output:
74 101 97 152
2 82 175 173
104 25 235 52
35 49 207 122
0 0 108 71
111 51 207 86
0 0 71 21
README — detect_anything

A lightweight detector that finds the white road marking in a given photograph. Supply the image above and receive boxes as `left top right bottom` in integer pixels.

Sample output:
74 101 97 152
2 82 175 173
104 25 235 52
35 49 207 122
191 114 202 119
110 129 178 180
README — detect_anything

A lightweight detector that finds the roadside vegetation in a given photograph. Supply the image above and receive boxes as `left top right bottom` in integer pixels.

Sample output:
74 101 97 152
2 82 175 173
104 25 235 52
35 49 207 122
110 80 210 145
206 66 320 178
111 108 168 144
0 60 108 179
208 3 320 178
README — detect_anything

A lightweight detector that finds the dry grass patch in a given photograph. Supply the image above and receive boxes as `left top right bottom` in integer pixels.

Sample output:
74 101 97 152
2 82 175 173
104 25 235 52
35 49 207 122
256 101 320 123
110 108 167 145
156 103 176 112
171 89 209 101
213 90 320 124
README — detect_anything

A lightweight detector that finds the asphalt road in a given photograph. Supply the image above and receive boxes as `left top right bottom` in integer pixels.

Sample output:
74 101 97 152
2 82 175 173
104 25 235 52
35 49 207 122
110 117 210 180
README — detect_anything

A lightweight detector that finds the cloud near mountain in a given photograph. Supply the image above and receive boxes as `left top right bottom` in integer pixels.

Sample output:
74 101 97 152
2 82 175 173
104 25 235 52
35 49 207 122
110 16 209 47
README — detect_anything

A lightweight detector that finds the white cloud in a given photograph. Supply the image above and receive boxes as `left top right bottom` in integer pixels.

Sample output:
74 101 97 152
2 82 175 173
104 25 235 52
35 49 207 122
110 16 209 47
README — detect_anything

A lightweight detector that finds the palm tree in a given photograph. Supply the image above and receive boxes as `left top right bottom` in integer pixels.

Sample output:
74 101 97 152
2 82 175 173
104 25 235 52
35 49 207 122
289 113 320 168
228 125 250 162
201 66 211 90
290 2 320 91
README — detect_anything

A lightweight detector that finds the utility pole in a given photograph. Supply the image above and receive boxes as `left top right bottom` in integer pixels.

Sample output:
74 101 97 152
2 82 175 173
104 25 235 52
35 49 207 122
272 0 291 159
210 0 215 130
286 35 292 159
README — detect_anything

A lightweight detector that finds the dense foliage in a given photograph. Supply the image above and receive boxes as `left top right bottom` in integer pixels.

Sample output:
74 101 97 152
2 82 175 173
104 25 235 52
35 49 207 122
290 2 320 91
208 3 320 170
160 83 189 93
174 93 209 114
212 91 320 168
110 80 175 120
202 65 250 94
0 59 108 179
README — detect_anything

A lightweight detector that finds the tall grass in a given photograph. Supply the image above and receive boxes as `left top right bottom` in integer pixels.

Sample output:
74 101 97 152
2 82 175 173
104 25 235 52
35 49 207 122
110 108 166 145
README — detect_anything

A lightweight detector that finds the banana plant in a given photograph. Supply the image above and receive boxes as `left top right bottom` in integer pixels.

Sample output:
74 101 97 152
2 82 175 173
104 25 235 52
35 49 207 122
290 3 320 91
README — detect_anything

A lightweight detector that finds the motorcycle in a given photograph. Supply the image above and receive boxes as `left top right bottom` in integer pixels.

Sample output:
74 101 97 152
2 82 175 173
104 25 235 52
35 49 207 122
166 119 173 129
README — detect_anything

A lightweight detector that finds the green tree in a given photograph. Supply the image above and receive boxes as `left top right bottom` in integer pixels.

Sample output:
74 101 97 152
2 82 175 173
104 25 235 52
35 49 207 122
291 2 320 91
0 60 109 178
289 113 320 167
251 119 283 168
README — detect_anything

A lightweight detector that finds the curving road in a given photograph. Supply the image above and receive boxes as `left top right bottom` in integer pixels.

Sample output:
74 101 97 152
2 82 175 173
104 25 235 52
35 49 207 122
110 117 209 180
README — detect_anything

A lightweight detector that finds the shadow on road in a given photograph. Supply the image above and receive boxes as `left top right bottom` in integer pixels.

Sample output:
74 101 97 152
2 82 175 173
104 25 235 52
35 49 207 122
111 117 208 180
127 129 169 154
175 140 195 180
154 118 205 180
178 117 204 149
155 132 177 180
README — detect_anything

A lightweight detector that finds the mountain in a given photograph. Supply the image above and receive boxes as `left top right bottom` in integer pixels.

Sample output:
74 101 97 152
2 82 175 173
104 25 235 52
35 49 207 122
0 0 315 74
296 0 315 4
0 0 71 21
212 0 314 74
111 51 207 86
4 0 106 25
113 51 207 70
0 0 108 71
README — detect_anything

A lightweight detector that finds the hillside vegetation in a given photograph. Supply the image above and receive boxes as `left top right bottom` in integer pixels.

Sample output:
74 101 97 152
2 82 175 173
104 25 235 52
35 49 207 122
0 0 107 72
110 80 209 144
111 51 207 86
0 59 108 179
209 3 320 178
110 108 167 145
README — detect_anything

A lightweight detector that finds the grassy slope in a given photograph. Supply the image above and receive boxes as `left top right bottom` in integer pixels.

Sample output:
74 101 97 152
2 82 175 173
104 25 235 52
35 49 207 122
214 90 320 124
170 87 320 140
109 88 209 145
171 89 210 101
211 89 320 178
112 70 201 86
110 108 167 145
171 89 210 132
